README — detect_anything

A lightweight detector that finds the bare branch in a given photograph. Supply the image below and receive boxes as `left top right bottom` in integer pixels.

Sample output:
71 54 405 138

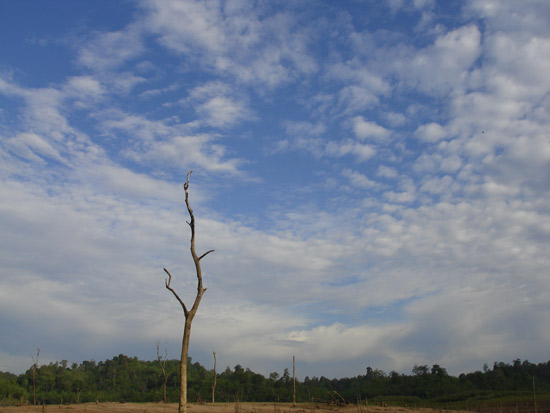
199 249 215 261
164 268 188 316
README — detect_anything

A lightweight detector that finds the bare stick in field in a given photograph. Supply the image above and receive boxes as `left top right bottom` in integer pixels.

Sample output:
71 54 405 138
212 351 217 403
293 355 296 407
157 341 168 403
164 170 214 413
31 347 39 405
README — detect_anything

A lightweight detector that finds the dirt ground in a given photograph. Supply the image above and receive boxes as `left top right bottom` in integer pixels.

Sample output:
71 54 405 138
0 402 473 413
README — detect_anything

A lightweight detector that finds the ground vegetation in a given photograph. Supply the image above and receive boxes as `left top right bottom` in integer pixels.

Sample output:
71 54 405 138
1 357 549 410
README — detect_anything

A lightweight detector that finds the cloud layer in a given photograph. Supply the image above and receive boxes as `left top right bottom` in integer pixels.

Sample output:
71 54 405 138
1 0 549 378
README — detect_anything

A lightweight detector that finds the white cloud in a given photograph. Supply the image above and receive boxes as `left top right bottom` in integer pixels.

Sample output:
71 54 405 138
325 140 377 161
385 111 407 127
419 175 455 195
337 85 380 113
279 322 412 363
83 163 189 202
6 133 64 164
184 82 254 128
1 0 549 379
72 23 149 95
403 283 550 368
98 109 177 141
142 0 317 88
342 169 378 189
391 25 482 95
198 95 249 128
413 0 435 10
383 190 416 204
465 0 550 37
352 116 391 141
0 78 106 168
276 134 378 163
326 60 391 114
0 76 248 178
143 134 244 174
480 33 550 101
377 165 398 178
443 20 550 192
414 122 446 142
383 178 417 204
63 76 105 100
284 121 326 137
143 0 228 54
77 23 144 70
327 62 390 96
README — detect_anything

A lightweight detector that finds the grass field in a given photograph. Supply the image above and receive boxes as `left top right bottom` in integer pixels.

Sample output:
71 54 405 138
0 401 476 413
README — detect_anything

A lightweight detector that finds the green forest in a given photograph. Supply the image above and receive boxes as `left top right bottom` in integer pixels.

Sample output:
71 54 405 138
1 356 549 409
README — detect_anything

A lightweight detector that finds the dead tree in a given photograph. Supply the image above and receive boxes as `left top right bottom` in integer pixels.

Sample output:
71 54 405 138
212 351 217 403
164 170 214 413
157 341 168 403
293 355 296 407
31 347 39 405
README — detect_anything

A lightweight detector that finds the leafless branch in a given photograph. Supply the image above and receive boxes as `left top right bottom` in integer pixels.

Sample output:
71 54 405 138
164 268 188 316
199 249 215 261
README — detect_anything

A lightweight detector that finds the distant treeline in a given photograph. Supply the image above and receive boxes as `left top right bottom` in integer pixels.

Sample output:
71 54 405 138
1 356 549 406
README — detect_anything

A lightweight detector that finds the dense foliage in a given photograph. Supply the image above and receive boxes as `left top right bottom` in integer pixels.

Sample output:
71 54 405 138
1 356 549 406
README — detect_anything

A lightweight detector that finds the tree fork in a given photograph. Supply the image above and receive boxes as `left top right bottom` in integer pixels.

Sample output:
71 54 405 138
164 170 214 413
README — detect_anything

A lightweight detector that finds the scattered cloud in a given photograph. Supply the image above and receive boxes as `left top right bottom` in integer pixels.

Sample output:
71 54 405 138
377 165 399 179
352 116 391 142
0 0 548 379
414 122 447 142
342 168 378 189
325 140 377 161
77 23 145 71
142 0 318 88
184 82 255 128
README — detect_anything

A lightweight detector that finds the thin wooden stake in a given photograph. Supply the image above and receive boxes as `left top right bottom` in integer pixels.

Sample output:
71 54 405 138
212 351 217 404
293 355 296 407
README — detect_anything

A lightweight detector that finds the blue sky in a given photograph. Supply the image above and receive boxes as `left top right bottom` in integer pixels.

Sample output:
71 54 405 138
1 0 549 379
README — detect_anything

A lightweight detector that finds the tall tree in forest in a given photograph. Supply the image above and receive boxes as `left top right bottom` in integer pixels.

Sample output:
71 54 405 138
164 170 214 413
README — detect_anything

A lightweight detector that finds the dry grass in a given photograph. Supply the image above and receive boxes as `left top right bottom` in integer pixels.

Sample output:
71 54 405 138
0 402 474 413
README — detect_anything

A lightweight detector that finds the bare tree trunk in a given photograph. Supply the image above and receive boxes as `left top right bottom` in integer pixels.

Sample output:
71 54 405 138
157 341 168 403
292 355 296 407
32 348 40 405
164 170 214 413
533 376 538 413
212 352 217 403
180 320 192 412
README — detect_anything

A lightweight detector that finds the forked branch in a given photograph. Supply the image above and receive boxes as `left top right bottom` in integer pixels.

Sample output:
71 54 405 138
164 267 188 316
162 169 214 413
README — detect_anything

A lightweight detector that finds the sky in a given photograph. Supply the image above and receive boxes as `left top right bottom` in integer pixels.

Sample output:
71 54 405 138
0 0 549 380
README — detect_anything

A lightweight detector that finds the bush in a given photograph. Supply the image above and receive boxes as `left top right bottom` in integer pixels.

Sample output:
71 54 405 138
0 377 28 405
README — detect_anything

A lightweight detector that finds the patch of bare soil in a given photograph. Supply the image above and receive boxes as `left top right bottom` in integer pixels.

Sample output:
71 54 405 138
0 402 473 413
